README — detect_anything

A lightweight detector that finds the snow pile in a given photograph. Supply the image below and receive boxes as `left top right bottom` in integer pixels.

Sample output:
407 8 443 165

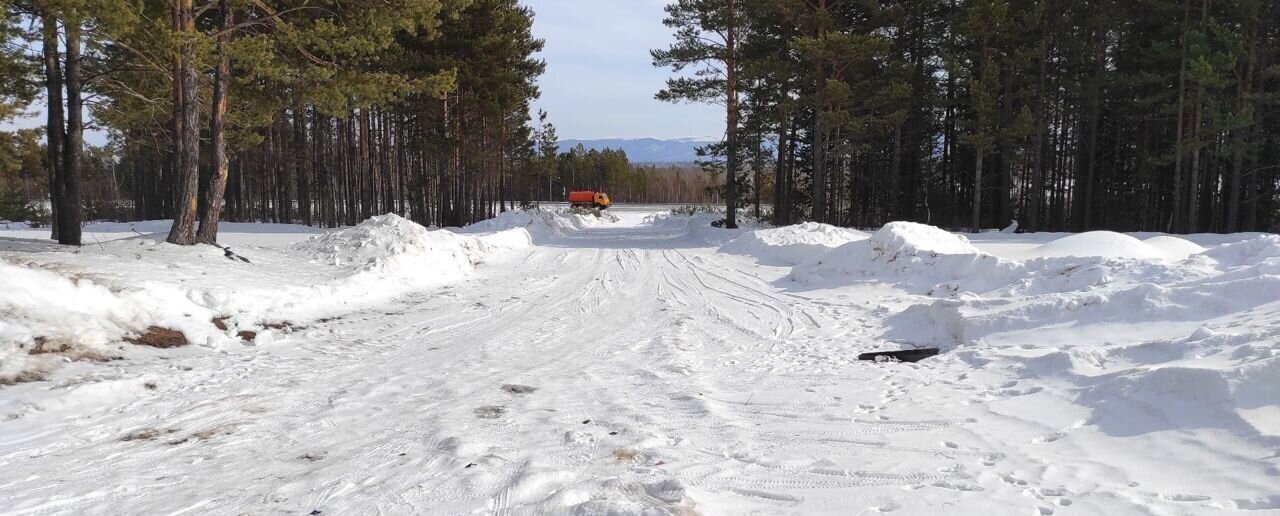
790 221 1021 294
862 231 1280 477
641 211 750 245
878 234 1280 347
0 214 540 383
0 209 635 382
1142 236 1206 261
1201 234 1280 267
720 222 868 266
788 222 1229 297
295 214 484 273
457 208 618 245
1026 231 1167 261
0 256 229 381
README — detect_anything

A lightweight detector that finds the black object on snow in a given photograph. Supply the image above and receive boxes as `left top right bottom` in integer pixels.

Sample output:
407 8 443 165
857 348 940 363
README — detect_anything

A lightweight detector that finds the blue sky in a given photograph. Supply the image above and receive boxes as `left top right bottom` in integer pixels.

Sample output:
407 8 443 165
523 0 722 140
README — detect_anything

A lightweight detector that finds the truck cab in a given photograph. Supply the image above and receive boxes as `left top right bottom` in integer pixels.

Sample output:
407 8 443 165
593 192 611 209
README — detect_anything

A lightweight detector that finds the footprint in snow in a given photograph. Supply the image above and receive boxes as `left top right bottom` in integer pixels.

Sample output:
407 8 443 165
500 384 537 395
474 406 505 419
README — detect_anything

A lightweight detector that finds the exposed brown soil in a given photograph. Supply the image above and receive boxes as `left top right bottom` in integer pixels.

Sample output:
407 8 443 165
27 336 69 355
125 327 189 348
0 370 48 386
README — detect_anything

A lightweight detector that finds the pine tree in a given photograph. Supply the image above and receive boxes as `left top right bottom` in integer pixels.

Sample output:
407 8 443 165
653 0 747 229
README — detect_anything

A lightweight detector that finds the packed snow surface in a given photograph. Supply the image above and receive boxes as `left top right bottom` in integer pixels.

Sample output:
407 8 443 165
0 210 1276 515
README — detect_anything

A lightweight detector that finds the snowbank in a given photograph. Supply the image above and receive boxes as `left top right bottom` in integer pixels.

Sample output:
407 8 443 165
296 214 483 273
790 221 1280 361
787 221 1233 298
831 225 1280 467
790 221 1024 294
720 222 868 266
1142 236 1206 261
0 210 611 382
1027 231 1167 260
456 208 616 244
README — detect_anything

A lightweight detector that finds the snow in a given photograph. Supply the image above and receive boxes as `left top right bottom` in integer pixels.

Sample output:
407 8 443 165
1 211 1277 515
295 213 484 272
720 222 868 265
0 214 546 382
789 221 1021 295
1143 235 1207 261
1026 231 1168 260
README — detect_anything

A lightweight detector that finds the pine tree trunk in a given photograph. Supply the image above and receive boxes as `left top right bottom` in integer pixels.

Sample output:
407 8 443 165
723 0 739 229
499 122 508 213
296 108 312 225
167 0 200 245
753 129 761 220
973 148 984 233
810 0 827 224
891 122 903 221
772 116 787 226
1029 31 1048 232
1185 0 1212 233
1171 0 1192 232
1227 48 1255 232
41 13 64 242
198 0 232 244
60 18 84 246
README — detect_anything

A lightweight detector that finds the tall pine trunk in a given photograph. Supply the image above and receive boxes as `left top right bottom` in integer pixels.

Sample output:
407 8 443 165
723 0 739 229
1171 0 1192 232
41 14 64 242
810 0 829 224
972 148 984 232
198 0 232 244
1029 26 1049 232
772 115 788 226
167 0 200 245
60 17 84 246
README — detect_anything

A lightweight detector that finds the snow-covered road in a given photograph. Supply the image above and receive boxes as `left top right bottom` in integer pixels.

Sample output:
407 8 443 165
2 211 1277 515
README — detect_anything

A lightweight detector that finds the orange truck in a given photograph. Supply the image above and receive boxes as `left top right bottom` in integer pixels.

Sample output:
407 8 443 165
567 191 612 209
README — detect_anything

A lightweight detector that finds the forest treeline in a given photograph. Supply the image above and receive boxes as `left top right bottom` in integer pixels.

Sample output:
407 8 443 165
3 1 1277 245
0 0 554 245
654 0 1280 233
531 142 717 205
0 0 713 246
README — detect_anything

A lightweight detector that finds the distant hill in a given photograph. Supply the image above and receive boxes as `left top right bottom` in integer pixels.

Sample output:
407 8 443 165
558 138 717 164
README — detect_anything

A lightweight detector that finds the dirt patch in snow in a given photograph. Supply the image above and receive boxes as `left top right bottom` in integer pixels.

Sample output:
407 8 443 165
121 427 179 442
126 327 189 348
0 369 47 386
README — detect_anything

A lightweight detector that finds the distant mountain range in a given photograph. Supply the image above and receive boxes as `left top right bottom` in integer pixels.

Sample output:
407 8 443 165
557 138 718 164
